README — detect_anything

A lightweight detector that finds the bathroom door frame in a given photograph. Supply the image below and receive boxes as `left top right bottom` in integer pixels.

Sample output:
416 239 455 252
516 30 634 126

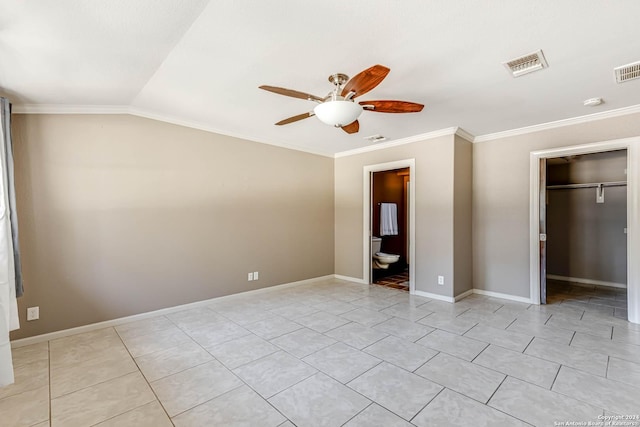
529 137 640 324
363 159 416 294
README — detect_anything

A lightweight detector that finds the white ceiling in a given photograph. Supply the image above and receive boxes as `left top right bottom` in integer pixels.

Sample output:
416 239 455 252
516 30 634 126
2 1 640 156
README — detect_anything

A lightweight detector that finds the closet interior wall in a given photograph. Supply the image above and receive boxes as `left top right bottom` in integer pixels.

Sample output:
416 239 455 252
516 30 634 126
546 150 628 288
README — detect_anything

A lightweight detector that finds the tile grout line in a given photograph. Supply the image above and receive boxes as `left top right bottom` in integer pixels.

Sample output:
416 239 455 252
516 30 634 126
549 364 563 391
408 386 446 423
484 375 508 406
166 383 246 420
113 327 176 426
47 331 144 395
521 336 536 354
504 317 518 330
198 346 306 425
121 326 215 382
483 379 536 426
469 343 490 363
338 401 374 426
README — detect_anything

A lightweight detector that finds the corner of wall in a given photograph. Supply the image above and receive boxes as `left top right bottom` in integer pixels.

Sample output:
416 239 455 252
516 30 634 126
453 136 473 295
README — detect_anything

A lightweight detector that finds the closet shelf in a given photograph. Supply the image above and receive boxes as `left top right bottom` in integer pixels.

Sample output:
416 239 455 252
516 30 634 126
546 181 627 190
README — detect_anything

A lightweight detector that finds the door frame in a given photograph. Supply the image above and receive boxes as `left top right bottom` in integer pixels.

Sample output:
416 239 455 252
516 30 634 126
363 159 416 293
529 137 640 324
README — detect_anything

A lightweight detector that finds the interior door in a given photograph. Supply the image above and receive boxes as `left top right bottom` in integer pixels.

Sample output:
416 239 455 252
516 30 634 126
539 158 547 304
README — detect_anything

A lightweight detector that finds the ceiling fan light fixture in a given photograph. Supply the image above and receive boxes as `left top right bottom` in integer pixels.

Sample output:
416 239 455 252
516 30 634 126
313 100 363 127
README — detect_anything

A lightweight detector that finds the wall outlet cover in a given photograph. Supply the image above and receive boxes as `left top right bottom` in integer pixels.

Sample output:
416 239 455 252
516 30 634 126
248 272 254 281
27 306 39 321
437 276 444 285
253 271 259 280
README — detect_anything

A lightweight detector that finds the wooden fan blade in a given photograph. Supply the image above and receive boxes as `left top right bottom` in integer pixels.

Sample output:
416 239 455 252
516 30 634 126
259 85 324 102
341 120 359 134
341 65 390 98
359 100 424 113
275 112 315 126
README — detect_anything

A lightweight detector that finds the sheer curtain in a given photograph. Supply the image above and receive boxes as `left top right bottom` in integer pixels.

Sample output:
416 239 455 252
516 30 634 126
0 98 21 387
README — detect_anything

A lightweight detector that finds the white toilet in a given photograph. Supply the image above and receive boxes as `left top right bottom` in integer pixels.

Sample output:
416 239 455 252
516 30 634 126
371 237 400 269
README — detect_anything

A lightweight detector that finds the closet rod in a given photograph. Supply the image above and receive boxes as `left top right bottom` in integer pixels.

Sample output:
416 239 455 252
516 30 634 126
546 181 627 190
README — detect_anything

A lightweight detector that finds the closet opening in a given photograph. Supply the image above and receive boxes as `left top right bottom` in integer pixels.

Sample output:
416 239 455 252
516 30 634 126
540 150 628 317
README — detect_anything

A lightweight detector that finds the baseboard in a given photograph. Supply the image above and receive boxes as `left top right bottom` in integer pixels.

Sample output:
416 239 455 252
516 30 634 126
472 289 533 304
11 274 335 348
546 274 627 289
413 290 455 303
454 289 474 302
333 274 368 284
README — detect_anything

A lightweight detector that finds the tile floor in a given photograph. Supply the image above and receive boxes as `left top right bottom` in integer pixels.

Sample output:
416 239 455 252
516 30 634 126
546 279 629 319
3 278 640 426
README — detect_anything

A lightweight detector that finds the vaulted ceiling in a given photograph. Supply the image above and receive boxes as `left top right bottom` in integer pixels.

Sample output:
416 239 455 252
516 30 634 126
2 1 640 155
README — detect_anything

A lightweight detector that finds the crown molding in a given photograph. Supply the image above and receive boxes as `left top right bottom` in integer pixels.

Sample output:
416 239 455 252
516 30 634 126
473 103 640 143
12 103 335 158
127 107 335 158
12 104 130 114
15 103 464 157
334 127 459 158
12 102 640 153
454 127 474 142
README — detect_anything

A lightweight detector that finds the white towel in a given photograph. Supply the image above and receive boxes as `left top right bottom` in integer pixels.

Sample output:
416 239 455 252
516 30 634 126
380 203 398 236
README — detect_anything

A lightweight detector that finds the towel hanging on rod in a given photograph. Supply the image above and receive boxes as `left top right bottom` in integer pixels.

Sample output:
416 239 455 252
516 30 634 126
380 203 398 236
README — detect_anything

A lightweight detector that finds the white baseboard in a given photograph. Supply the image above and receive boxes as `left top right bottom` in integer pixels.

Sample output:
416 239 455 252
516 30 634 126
472 289 533 304
333 275 368 284
11 275 334 348
454 289 474 302
546 274 627 289
413 290 455 303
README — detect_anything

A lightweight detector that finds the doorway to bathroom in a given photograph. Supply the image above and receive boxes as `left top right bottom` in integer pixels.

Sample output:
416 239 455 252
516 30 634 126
363 159 416 294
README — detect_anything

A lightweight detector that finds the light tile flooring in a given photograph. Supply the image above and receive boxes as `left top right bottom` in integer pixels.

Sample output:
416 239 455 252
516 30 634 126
3 278 640 426
546 279 629 319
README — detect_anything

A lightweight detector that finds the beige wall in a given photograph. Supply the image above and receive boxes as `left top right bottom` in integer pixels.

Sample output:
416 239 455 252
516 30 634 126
453 136 473 296
11 114 334 339
12 108 640 340
473 112 640 298
335 135 464 297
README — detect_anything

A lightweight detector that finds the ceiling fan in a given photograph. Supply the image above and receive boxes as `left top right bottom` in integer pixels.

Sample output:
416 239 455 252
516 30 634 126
259 65 424 134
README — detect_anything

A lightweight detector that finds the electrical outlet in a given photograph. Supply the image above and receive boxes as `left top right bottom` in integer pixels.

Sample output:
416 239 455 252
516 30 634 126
27 306 39 321
253 271 259 280
624 228 628 234
248 272 254 281
437 276 444 286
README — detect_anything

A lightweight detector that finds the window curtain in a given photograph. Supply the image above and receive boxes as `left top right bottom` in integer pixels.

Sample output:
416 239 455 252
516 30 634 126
0 97 21 387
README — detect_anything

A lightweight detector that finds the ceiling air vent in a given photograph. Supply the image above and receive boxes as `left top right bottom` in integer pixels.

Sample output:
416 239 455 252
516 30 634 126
503 49 548 77
614 61 640 83
364 134 386 143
